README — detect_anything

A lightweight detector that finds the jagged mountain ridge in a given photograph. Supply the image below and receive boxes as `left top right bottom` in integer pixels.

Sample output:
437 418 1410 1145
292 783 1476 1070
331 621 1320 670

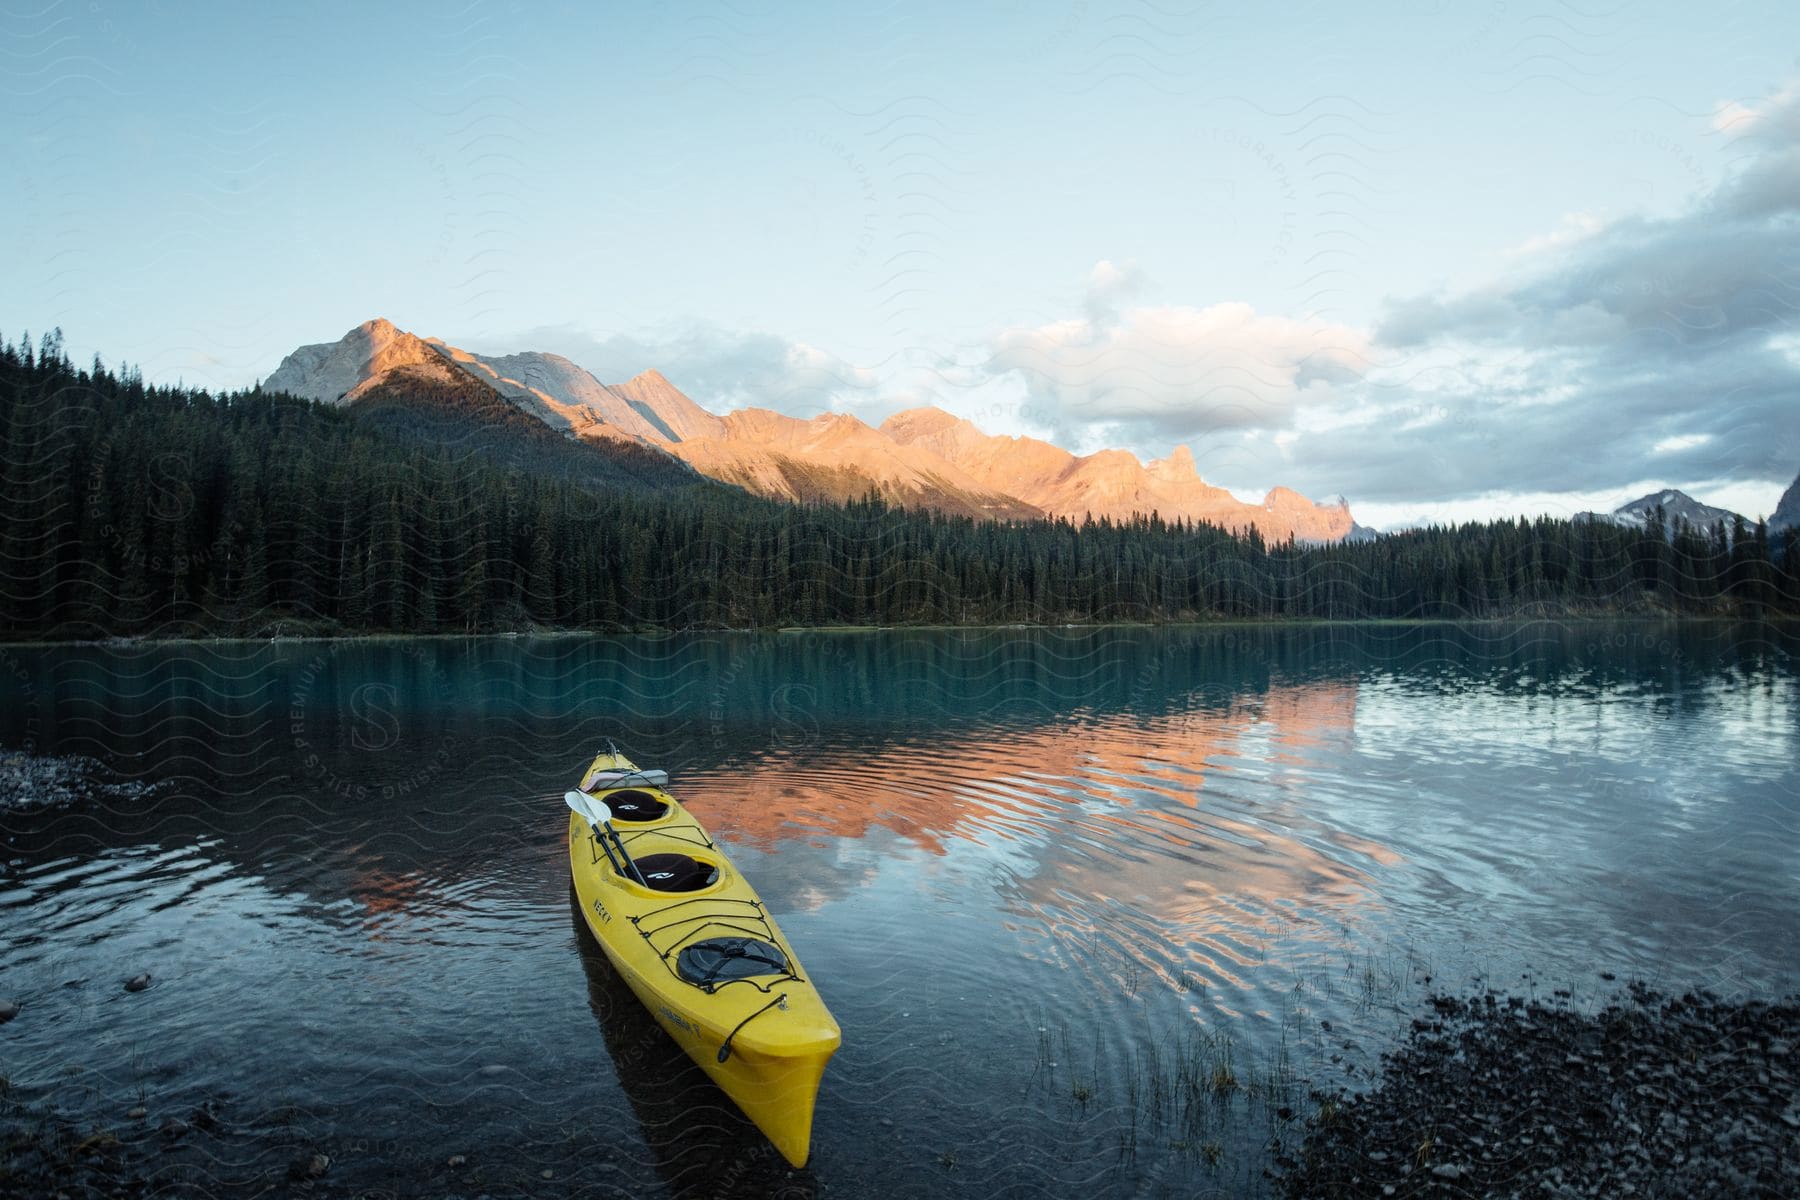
606 368 727 443
1578 488 1748 533
881 407 1355 541
1771 472 1799 534
265 319 656 449
264 319 1363 540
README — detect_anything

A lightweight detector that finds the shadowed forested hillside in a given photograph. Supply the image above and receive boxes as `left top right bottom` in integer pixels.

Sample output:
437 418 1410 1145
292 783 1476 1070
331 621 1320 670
2 331 1795 639
347 360 714 495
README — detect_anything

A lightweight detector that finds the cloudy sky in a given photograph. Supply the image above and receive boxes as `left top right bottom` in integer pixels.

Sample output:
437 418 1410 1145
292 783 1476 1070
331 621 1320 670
5 1 1796 528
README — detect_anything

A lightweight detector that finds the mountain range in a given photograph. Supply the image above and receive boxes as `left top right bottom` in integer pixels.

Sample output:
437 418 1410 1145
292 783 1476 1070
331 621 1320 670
1579 489 1748 533
263 319 1366 542
1580 480 1800 537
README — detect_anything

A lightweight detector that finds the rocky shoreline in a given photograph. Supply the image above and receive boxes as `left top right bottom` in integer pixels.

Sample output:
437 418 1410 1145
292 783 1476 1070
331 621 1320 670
0 750 158 814
1280 986 1800 1199
0 1100 220 1199
4 986 1798 1195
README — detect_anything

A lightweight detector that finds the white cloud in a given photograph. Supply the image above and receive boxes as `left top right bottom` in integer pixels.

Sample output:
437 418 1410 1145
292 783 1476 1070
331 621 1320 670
467 320 882 418
1353 487 1621 532
479 75 1800 528
1503 212 1605 259
1710 99 1760 136
1711 83 1800 138
984 279 1370 447
1084 258 1146 323
1318 78 1800 510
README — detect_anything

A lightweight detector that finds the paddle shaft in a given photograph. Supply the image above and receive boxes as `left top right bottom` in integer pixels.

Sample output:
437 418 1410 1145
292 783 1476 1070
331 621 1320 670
563 786 648 886
591 818 648 887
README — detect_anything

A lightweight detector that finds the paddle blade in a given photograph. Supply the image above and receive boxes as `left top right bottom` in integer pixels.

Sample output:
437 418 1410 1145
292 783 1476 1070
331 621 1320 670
564 790 612 825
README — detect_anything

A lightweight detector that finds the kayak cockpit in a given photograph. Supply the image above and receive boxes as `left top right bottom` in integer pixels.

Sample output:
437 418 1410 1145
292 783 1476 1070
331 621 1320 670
599 788 669 822
630 851 720 892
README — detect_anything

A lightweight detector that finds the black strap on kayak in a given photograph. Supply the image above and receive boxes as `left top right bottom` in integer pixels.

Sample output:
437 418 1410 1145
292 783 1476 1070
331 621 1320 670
717 992 787 1063
681 942 790 985
613 822 714 853
631 897 803 993
632 896 768 940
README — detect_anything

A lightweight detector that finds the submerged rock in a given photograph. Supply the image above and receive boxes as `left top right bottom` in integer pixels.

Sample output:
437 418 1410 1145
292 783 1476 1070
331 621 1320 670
289 1152 331 1180
0 999 19 1023
124 974 151 993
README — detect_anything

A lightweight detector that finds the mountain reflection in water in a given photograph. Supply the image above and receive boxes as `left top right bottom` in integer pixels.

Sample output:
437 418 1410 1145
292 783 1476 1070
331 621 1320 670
676 680 1386 1008
0 622 1794 1196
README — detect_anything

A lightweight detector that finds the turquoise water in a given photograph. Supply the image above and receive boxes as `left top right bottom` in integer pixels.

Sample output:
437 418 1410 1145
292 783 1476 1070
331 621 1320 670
2 623 1796 1195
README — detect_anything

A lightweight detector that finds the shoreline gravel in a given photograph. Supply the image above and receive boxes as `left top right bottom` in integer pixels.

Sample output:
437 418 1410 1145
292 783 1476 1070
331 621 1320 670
1280 985 1800 1199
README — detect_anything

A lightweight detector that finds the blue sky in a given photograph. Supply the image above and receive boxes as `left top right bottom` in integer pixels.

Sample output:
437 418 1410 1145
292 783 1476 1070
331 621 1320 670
5 1 1797 527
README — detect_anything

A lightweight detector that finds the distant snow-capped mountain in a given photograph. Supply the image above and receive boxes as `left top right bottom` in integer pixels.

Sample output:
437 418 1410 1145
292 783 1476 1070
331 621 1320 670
264 318 683 449
1577 488 1745 533
263 318 1367 541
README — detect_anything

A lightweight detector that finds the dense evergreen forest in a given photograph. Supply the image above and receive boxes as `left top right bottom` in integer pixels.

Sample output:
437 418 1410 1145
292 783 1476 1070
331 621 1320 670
1 330 1795 640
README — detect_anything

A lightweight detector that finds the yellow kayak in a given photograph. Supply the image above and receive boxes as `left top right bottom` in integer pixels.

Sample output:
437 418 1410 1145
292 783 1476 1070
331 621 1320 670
565 750 840 1167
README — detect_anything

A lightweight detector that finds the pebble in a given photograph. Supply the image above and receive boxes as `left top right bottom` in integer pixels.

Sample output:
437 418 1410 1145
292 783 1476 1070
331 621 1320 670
1281 986 1800 1198
126 1106 146 1119
447 1154 467 1167
124 974 151 993
291 1153 331 1180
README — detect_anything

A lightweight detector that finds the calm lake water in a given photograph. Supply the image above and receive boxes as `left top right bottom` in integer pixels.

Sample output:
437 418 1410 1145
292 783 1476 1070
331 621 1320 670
3 623 1797 1196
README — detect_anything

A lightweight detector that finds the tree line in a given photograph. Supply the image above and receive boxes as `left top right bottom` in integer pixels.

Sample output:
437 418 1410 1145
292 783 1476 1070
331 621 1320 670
2 330 1795 639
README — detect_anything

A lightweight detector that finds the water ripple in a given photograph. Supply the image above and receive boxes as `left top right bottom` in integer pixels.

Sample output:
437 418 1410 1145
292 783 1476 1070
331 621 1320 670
1 622 1795 1195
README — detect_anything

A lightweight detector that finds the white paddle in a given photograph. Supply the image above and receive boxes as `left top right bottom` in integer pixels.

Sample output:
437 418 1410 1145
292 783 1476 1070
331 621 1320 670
565 790 647 886
565 789 611 826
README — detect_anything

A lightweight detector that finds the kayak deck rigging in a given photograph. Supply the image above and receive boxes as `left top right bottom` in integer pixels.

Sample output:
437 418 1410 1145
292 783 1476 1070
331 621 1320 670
632 895 804 994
